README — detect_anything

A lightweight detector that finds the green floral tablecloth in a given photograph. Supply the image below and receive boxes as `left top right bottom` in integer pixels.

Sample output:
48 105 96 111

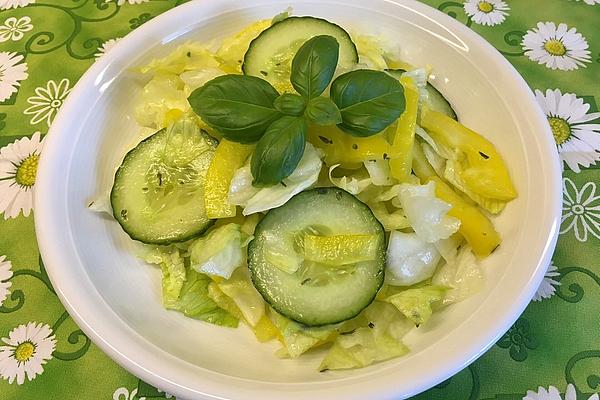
0 0 598 399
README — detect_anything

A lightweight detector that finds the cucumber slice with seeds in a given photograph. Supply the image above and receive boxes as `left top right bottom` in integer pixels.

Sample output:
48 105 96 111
242 16 358 88
111 121 217 244
248 188 385 326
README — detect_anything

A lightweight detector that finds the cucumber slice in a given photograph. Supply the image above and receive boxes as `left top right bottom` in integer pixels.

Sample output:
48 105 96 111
111 124 217 244
386 69 458 120
248 188 385 326
425 84 458 120
242 17 358 89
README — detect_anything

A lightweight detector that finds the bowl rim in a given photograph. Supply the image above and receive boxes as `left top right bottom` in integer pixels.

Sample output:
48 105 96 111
34 0 562 399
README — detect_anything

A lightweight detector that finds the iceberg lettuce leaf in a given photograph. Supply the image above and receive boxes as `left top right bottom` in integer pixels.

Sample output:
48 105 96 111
270 310 335 358
398 181 461 242
432 245 484 305
385 231 441 286
328 164 372 195
319 301 410 371
217 268 265 327
384 285 447 326
189 223 245 279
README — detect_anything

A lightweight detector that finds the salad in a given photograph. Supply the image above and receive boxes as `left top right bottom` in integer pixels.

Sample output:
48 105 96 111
91 12 517 371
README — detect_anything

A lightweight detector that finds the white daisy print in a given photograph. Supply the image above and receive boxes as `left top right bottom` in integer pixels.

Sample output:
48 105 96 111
524 383 599 400
561 177 600 242
463 0 509 26
0 132 44 219
532 262 560 301
522 22 591 71
0 16 33 43
113 387 146 400
535 89 600 172
23 78 71 126
0 322 56 384
104 0 149 5
0 255 13 306
0 0 34 10
0 52 28 102
94 37 121 60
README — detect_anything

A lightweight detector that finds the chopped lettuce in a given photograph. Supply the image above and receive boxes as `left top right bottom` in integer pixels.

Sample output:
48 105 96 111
241 213 261 236
352 34 388 70
228 164 260 205
174 270 239 327
432 245 484 305
367 201 410 231
319 302 410 371
421 140 446 177
180 67 225 94
270 310 335 358
384 286 446 326
364 159 395 186
400 68 430 108
216 19 272 73
398 181 461 243
434 234 463 264
140 42 220 75
218 268 265 327
144 246 238 327
148 246 186 308
134 72 189 128
328 164 372 195
271 7 292 24
385 231 441 286
87 189 112 215
189 223 246 279
228 143 323 215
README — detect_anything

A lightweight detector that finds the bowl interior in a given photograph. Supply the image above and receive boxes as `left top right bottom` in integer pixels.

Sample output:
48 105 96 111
36 0 560 399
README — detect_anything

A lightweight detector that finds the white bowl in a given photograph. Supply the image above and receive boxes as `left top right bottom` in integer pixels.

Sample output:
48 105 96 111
35 0 562 399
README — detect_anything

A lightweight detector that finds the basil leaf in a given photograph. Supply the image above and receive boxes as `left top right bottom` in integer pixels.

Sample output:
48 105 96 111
251 116 307 187
330 70 405 137
274 93 306 116
291 35 339 99
188 74 281 143
305 97 341 126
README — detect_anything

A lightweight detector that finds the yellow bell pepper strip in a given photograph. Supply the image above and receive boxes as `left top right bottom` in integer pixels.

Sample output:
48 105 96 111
204 139 254 219
420 108 517 204
307 123 394 167
389 76 419 182
412 142 501 257
302 234 379 265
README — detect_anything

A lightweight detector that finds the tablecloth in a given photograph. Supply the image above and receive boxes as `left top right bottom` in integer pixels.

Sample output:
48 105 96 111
0 0 598 399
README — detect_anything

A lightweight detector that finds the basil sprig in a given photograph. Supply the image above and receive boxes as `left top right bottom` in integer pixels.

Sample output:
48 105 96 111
330 70 406 137
187 34 405 186
291 34 339 99
251 116 307 186
188 75 281 143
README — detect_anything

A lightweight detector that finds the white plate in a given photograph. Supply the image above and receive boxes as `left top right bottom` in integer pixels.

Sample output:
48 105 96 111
35 0 562 399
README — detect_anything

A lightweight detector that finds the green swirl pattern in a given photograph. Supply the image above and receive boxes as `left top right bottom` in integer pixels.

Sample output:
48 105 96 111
0 0 598 399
